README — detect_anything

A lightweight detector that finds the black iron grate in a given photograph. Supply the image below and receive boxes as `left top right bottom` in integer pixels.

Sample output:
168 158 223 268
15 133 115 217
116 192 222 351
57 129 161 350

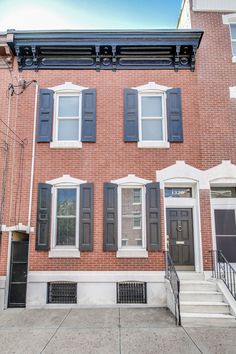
48 282 77 304
117 282 147 304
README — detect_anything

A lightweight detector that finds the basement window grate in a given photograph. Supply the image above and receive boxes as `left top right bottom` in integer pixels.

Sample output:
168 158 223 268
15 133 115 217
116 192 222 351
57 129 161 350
117 281 147 304
47 282 77 304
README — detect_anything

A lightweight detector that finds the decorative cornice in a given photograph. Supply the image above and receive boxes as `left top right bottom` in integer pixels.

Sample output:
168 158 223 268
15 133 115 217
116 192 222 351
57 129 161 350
46 174 86 186
49 82 88 92
133 81 172 92
111 174 152 185
156 160 236 189
7 29 203 71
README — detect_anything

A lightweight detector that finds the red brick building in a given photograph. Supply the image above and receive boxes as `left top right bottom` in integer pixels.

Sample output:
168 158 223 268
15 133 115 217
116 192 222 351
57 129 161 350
0 0 236 325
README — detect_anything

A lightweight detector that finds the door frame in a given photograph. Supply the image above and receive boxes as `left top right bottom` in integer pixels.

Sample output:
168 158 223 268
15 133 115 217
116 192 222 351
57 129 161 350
210 196 236 266
5 231 30 309
163 182 203 272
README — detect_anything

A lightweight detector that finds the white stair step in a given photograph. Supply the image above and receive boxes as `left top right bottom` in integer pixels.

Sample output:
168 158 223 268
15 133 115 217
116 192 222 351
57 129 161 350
177 272 205 280
180 281 217 292
180 291 224 302
180 301 230 314
181 313 236 327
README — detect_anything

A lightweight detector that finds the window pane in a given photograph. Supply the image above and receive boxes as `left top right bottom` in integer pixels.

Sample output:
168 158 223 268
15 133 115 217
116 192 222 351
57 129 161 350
233 42 236 56
56 217 76 245
133 216 141 228
141 96 162 117
133 189 141 204
58 96 79 117
230 24 236 40
214 209 236 236
211 187 236 198
121 188 142 247
165 187 192 198
142 119 163 141
57 189 76 216
58 119 79 141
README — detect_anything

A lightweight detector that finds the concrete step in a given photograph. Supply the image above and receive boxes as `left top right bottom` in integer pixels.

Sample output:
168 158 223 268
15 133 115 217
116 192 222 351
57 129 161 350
177 272 205 281
180 301 230 314
180 291 224 302
181 313 236 327
180 281 217 292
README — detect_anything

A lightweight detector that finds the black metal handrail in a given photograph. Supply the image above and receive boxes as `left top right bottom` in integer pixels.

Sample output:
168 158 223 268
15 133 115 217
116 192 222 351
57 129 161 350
210 250 236 300
164 251 181 326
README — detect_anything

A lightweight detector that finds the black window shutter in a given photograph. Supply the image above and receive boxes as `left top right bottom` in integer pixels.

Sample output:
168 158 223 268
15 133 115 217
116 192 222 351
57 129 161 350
36 183 51 250
81 89 96 142
166 88 183 142
79 183 93 251
37 89 54 142
146 182 161 251
104 183 118 251
124 88 139 142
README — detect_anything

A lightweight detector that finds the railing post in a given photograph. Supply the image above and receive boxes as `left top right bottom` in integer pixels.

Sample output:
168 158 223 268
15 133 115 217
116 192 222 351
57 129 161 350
211 249 236 301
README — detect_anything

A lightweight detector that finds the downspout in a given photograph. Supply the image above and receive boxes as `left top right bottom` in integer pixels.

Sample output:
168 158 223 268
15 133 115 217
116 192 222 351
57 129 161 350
27 80 38 233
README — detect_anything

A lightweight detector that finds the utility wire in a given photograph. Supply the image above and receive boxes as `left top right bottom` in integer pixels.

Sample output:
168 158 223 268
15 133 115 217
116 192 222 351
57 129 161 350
0 118 24 144
0 129 24 145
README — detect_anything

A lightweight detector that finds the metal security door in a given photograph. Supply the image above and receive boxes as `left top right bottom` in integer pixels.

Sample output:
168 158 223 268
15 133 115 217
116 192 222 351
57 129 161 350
8 240 29 307
167 208 194 267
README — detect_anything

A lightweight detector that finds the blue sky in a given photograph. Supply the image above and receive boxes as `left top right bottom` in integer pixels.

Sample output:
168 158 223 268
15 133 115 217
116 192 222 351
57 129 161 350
0 0 182 31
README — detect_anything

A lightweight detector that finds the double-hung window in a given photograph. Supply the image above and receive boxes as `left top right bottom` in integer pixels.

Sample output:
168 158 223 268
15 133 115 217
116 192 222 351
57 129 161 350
52 186 79 252
55 188 78 247
140 94 165 143
56 94 81 141
120 186 145 248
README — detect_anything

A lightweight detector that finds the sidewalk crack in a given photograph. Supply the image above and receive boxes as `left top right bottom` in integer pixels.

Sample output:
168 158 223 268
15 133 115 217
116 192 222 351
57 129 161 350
40 308 72 354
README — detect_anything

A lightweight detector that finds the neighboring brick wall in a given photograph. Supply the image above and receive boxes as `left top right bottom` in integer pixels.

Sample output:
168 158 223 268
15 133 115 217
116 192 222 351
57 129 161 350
0 4 236 275
189 2 236 168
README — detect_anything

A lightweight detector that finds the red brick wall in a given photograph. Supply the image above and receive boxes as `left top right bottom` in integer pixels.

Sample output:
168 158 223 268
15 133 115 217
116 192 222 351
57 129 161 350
190 4 236 167
0 5 235 274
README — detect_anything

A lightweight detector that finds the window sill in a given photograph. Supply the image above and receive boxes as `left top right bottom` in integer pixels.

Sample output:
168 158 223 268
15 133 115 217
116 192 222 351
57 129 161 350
137 141 170 149
49 250 81 258
116 250 148 258
50 141 82 149
232 56 236 63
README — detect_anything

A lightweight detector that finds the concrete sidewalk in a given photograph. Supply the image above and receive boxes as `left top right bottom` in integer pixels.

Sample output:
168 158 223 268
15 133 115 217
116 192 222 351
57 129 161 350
0 308 235 353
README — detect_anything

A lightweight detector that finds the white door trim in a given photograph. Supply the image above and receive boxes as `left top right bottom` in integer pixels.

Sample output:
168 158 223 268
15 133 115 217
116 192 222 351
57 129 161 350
163 183 203 272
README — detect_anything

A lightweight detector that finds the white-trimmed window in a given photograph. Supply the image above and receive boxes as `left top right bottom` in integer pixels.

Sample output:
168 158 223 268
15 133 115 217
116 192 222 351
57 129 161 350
230 24 236 57
54 187 79 247
121 186 145 248
111 174 151 258
46 174 87 258
139 93 166 143
133 82 172 149
56 94 81 142
49 82 88 148
222 14 236 62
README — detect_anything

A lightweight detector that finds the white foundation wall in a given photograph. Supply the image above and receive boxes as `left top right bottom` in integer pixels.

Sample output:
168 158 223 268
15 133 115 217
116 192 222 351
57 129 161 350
0 277 6 310
26 271 167 308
